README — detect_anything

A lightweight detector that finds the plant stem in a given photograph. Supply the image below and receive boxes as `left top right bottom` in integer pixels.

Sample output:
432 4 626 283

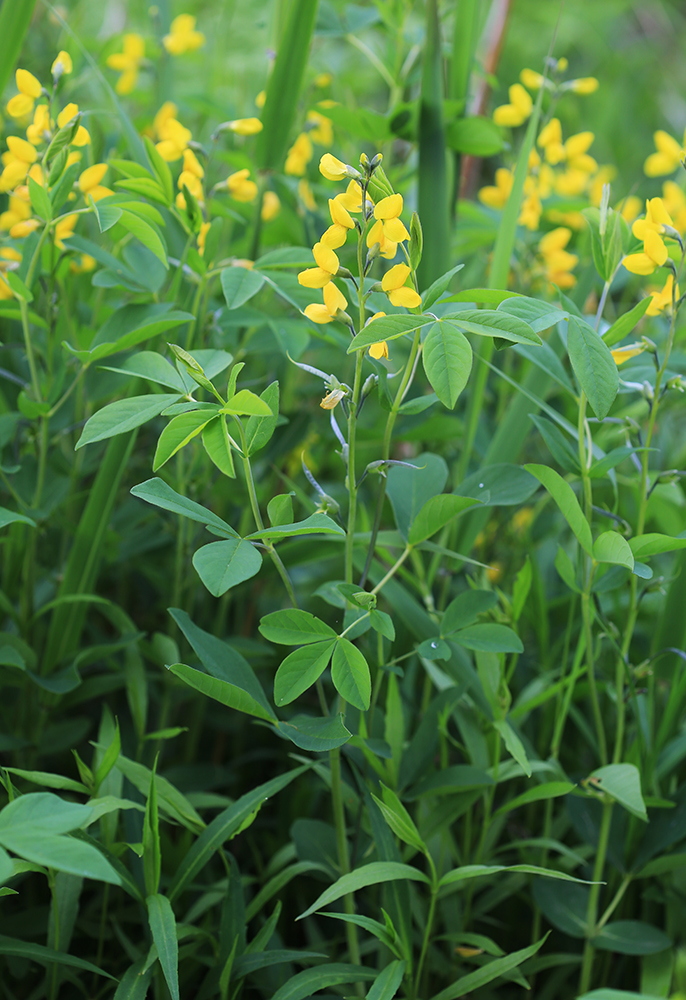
329 742 361 966
579 798 613 993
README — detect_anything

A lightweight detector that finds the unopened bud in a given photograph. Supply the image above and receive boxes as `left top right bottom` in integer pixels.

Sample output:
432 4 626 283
642 381 654 400
361 373 378 399
360 152 370 172
409 211 423 271
370 152 383 170
641 336 657 354
667 375 686 393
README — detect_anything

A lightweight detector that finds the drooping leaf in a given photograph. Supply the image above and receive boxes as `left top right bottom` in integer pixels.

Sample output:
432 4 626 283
192 539 262 597
77 395 182 449
524 464 593 555
567 317 619 419
589 764 648 821
221 267 266 309
408 494 480 545
273 641 337 706
131 478 237 536
422 320 473 409
331 639 371 711
298 862 431 920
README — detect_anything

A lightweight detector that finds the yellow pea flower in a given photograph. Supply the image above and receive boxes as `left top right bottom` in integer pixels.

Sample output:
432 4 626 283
623 228 669 275
569 77 599 94
319 153 357 182
156 118 191 161
644 129 686 177
554 169 589 197
285 133 313 176
320 197 355 249
335 179 367 213
261 191 281 222
611 343 645 365
478 168 514 209
226 118 263 136
520 68 544 90
6 69 43 119
54 213 78 249
493 83 532 127
381 263 421 308
306 110 333 147
645 274 678 316
298 179 317 211
26 105 51 146
519 190 542 230
304 281 347 324
538 117 565 164
10 218 40 239
298 242 339 288
163 14 205 55
226 168 257 202
0 195 31 231
153 102 178 137
51 51 73 78
320 388 346 410
255 91 266 109
366 193 409 260
0 159 29 193
78 163 113 202
632 197 674 241
106 34 145 95
7 136 37 165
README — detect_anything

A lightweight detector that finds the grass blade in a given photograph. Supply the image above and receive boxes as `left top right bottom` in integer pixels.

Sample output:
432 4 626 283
0 1 37 98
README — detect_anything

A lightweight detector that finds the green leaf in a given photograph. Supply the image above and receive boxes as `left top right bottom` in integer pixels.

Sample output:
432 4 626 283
115 177 169 205
630 532 686 559
268 493 294 527
408 494 480 544
223 388 273 416
118 209 168 267
192 539 262 597
271 964 376 1000
494 719 531 777
555 545 581 593
577 992 668 1000
5 271 32 302
92 200 123 232
422 266 466 311
445 309 542 346
246 512 345 541
446 288 521 306
533 879 588 938
348 315 436 353
0 507 36 529
101 351 187 390
276 713 352 751
589 763 647 821
387 452 448 539
147 895 179 1000
442 590 498 636
221 267 266 309
66 304 194 362
331 639 371 711
0 933 116 979
524 464 593 555
372 784 424 853
438 863 590 890
112 754 204 832
131 478 237 536
233 949 328 979
168 767 307 900
428 935 549 1000
76 394 183 449
422 321 473 409
458 464 538 507
452 623 523 654
603 296 652 347
245 381 279 456
297 862 431 920
112 959 154 999
567 317 619 419
494 782 574 817
366 960 406 1000
202 416 235 478
0 0 37 98
28 176 51 221
273 640 337 706
446 115 504 156
143 135 174 204
593 532 634 571
259 609 337 645
153 410 217 470
370 610 395 641
317 104 390 143
592 921 671 956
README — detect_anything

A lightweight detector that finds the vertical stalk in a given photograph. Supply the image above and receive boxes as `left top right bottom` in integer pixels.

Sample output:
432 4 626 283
329 741 361 966
579 799 613 993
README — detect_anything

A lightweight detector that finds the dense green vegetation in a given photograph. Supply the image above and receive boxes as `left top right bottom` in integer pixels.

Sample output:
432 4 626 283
1 2 686 998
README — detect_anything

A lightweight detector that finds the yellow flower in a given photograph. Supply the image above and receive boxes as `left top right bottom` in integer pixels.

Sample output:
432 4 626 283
644 129 686 178
335 179 366 213
298 179 317 211
307 110 333 147
10 218 40 239
7 136 37 165
163 14 205 55
298 242 339 288
226 117 263 136
611 344 645 365
645 274 678 316
319 153 353 182
623 228 669 275
156 118 191 161
565 131 596 173
539 227 578 288
519 190 542 230
381 263 421 308
478 168 513 209
26 104 51 146
538 117 565 164
320 388 345 410
304 281 347 324
197 221 211 257
661 181 686 233
69 253 96 274
285 132 313 176
54 213 78 249
6 69 43 119
520 68 544 90
321 197 355 249
366 193 409 260
51 51 73 78
154 102 178 137
365 311 388 356
554 169 589 197
569 77 599 95
226 168 257 202
261 190 281 222
619 196 642 225
106 34 145 95
493 83 532 127
0 195 31 231
314 72 332 88
255 90 266 109
78 163 113 202
0 159 29 193
632 197 674 241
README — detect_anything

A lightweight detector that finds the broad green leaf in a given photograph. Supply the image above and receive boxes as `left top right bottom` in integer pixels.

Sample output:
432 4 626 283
273 640 337 706
348 315 436 353
331 639 371 711
524 464 593 555
131 478 237 536
317 104 390 143
119 209 168 267
422 264 465 311
555 545 581 593
369 610 395 640
168 767 307 900
92 199 122 232
428 936 549 1000
592 921 671 956
452 623 523 653
441 590 498 635
422 321 472 409
76 394 181 449
366 960 406 1000
0 507 36 529
603 297 652 347
202 416 235 477
192 539 262 597
0 847 12 885
245 381 279 456
446 115 504 156
458 464 538 507
0 933 116 979
3 768 88 795
445 309 542 346
115 176 168 204
169 660 276 719
223 389 273 416
102 351 186 390
567 317 619 419
277 713 352 751
494 782 574 817
445 288 521 306
268 493 294 526
112 959 154 998
590 763 647 821
147 895 179 1000
533 879 589 938
271 964 376 1000
221 267 266 308
593 531 634 571
630 532 686 559
247 512 345 541
153 410 217 471
387 452 448 539
259 609 338 645
298 862 431 920
408 494 480 544
143 135 174 204
28 176 51 221
498 296 568 333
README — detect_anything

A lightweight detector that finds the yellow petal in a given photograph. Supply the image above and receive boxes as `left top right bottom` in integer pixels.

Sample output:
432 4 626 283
323 281 347 315
304 303 333 324
329 197 354 229
16 69 42 99
644 151 679 178
644 228 668 265
320 224 348 250
388 286 421 308
312 241 339 274
229 117 263 136
57 103 79 128
493 104 525 127
520 68 543 90
7 136 37 164
565 131 594 158
509 83 532 117
611 345 645 365
51 51 73 76
79 163 108 193
381 262 411 292
366 219 385 248
261 190 281 222
368 340 388 359
6 94 34 118
374 193 403 221
319 153 348 181
383 217 410 242
622 252 658 276
538 118 562 149
569 77 598 94
298 267 332 289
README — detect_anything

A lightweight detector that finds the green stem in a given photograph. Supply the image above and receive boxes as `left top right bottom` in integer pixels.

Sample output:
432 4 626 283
329 743 361 965
19 298 41 403
582 587 607 765
345 350 365 585
414 884 438 995
579 799 613 993
370 545 412 596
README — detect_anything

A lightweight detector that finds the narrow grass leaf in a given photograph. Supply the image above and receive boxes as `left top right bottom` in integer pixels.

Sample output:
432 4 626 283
366 960 406 1000
524 464 593 556
428 935 549 1000
146 895 179 1000
298 862 430 920
271 964 376 1000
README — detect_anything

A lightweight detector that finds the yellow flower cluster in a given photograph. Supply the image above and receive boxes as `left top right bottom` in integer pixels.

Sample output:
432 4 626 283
163 14 205 56
285 106 335 177
644 129 686 178
622 196 680 319
537 227 578 289
106 34 145 95
492 65 599 131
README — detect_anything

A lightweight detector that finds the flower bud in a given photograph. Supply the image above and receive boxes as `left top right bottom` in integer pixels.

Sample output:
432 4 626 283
409 211 423 271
